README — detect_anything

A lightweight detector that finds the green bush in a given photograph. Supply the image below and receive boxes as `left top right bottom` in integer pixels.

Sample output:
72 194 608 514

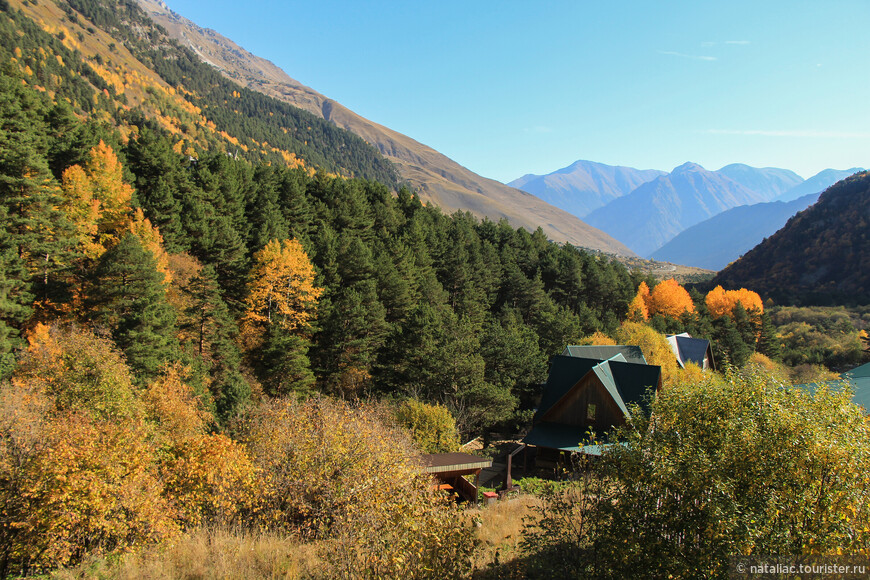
522 367 870 578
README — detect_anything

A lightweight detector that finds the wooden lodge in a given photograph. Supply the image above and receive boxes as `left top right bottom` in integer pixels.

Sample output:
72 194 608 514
524 347 661 467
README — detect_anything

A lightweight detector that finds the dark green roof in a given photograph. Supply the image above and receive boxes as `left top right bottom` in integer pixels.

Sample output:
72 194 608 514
537 355 601 418
666 333 715 370
523 421 620 454
535 355 661 421
524 421 588 451
562 345 647 365
607 360 661 413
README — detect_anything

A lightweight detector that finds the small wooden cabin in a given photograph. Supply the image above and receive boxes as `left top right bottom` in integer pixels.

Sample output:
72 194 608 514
524 352 661 465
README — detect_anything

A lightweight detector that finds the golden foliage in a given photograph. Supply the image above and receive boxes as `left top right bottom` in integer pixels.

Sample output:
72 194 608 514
646 278 695 319
705 285 763 320
129 208 171 286
16 324 140 419
143 365 212 445
394 399 461 454
628 281 650 322
60 141 134 258
237 397 477 577
16 413 177 569
242 238 323 332
616 322 679 387
578 331 617 346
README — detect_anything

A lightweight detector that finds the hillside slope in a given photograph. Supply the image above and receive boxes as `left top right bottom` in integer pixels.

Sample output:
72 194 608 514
584 162 767 257
650 192 821 270
506 160 664 218
134 0 633 254
712 171 870 303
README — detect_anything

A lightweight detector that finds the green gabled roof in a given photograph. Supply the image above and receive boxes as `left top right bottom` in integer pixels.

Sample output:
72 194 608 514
536 354 661 421
592 355 631 417
562 345 647 365
607 360 661 414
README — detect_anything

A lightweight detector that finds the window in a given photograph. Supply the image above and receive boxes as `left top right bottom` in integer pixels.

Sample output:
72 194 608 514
587 403 597 421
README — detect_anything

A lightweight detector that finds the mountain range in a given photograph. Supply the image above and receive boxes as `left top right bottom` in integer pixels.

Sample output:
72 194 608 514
649 192 821 270
514 159 864 264
133 0 632 255
508 161 665 218
583 162 775 257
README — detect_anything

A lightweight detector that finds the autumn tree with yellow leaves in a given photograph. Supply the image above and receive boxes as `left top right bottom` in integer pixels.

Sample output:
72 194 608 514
60 141 134 260
242 238 323 397
242 238 322 333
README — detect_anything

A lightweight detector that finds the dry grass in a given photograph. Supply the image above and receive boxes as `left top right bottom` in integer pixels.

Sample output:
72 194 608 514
468 494 542 573
49 498 543 579
51 528 324 580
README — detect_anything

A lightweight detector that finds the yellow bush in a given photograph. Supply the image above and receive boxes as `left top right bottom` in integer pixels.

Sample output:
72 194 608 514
394 398 460 454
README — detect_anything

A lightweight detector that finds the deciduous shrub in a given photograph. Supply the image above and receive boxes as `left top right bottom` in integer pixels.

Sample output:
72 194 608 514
236 397 477 578
523 367 870 578
394 398 460 454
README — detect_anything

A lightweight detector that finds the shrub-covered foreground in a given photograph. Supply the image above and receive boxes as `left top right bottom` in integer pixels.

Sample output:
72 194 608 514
0 325 474 578
3 325 870 578
519 369 870 579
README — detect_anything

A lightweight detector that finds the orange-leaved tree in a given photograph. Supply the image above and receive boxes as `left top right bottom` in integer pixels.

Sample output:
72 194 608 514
705 285 763 320
647 279 695 319
242 238 323 333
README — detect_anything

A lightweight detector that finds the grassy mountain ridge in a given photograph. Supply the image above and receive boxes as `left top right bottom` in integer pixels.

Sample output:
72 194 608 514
713 171 870 303
133 0 634 255
5 0 399 185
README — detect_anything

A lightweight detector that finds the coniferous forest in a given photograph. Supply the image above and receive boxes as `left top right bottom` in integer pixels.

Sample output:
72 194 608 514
1 0 869 577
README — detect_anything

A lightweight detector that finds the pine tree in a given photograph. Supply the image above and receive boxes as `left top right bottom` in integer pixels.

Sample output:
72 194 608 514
255 325 315 398
0 209 31 376
0 77 75 313
87 233 178 381
184 264 250 417
756 311 782 361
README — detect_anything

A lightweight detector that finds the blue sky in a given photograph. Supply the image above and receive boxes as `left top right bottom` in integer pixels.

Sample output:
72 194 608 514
164 0 868 182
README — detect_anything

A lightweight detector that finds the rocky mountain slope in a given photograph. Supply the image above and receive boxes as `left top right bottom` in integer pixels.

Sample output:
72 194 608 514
507 160 664 218
134 0 632 255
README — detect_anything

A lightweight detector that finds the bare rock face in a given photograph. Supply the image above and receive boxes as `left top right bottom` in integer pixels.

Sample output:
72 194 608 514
133 0 634 255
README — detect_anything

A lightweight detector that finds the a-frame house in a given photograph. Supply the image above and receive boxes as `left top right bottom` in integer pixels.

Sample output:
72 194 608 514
524 348 662 465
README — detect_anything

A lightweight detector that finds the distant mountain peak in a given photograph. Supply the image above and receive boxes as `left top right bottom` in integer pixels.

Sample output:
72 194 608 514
671 161 706 174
